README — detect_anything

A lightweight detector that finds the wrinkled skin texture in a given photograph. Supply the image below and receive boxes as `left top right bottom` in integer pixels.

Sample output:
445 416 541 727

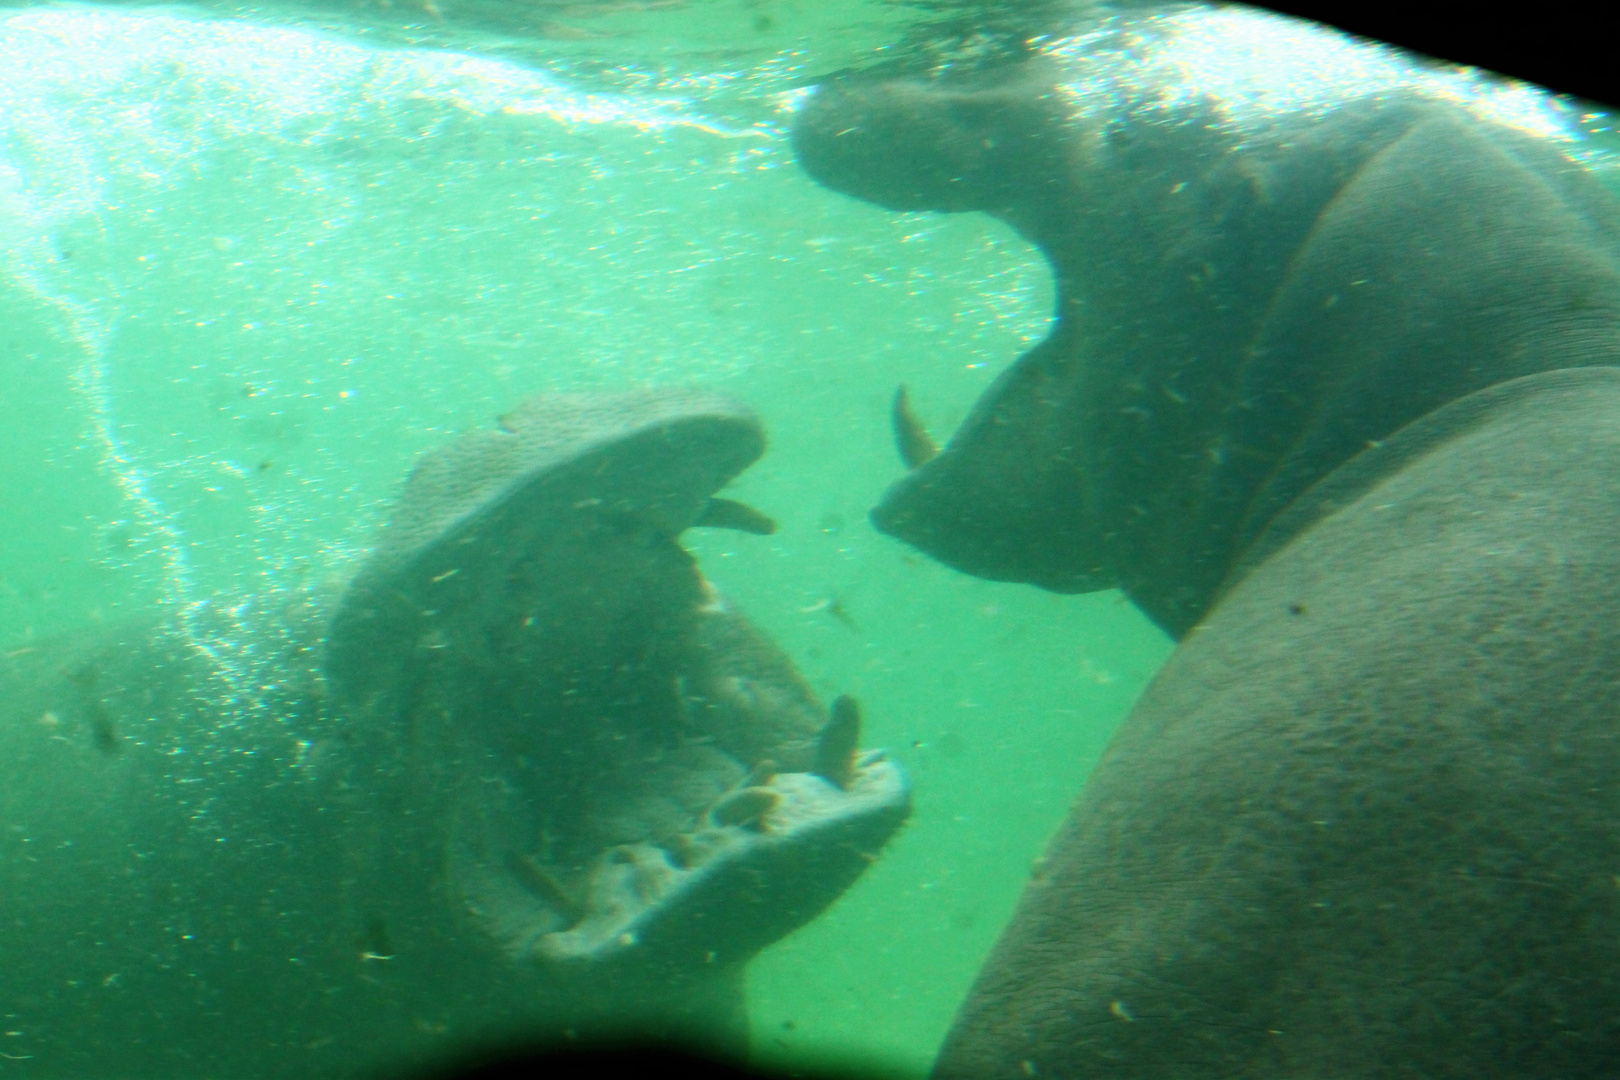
0 388 908 1079
793 5 1620 1078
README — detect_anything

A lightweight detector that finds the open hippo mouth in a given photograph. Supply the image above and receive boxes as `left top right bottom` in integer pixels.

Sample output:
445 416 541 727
324 387 909 971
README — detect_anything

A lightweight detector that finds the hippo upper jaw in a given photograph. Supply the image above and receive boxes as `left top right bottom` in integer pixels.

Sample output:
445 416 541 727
790 58 1073 218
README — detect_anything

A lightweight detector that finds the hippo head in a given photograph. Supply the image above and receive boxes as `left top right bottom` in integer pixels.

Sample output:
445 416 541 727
323 388 908 987
793 5 1620 637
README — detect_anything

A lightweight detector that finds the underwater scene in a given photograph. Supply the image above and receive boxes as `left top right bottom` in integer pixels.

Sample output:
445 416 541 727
2 1 1619 1077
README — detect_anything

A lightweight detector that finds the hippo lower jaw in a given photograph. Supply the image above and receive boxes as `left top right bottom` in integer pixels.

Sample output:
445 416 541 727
537 751 907 965
453 747 909 971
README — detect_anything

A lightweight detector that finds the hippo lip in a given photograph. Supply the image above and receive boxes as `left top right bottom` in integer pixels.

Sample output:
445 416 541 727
531 754 905 967
872 457 1102 595
450 723 910 970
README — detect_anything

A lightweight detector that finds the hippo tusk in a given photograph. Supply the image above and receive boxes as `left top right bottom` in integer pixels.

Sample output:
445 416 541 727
891 384 939 470
692 496 777 535
811 694 862 790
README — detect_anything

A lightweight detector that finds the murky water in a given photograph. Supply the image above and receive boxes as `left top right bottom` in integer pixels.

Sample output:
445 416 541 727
0 5 1173 1074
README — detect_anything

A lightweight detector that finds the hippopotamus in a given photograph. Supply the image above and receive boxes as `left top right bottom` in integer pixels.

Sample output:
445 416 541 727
793 5 1620 1077
0 387 909 1079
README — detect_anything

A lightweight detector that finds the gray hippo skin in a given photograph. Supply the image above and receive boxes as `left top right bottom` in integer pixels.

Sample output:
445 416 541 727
0 387 908 1078
794 5 1620 1078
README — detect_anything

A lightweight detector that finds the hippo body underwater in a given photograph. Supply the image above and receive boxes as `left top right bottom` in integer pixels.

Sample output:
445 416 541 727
795 5 1620 1077
0 388 908 1078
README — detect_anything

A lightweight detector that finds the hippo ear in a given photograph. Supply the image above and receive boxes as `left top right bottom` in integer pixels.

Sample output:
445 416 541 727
871 330 1111 594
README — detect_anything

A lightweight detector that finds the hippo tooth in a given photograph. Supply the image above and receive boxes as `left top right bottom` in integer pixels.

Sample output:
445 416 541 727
709 786 781 830
505 852 583 922
891 384 939 470
811 694 861 790
693 497 777 535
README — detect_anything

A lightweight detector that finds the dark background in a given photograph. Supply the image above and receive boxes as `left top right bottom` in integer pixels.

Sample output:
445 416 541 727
1252 0 1616 108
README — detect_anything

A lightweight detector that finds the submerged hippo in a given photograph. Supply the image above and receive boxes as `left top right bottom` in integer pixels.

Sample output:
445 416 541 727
795 5 1620 1077
0 387 908 1078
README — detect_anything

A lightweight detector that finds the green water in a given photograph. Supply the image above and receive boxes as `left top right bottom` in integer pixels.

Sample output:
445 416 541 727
0 7 1172 1074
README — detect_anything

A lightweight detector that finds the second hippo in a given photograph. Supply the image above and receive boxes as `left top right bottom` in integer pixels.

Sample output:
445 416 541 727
0 387 909 1078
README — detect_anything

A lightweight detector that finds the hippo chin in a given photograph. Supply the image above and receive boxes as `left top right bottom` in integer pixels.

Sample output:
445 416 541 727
795 5 1620 1078
0 387 908 1079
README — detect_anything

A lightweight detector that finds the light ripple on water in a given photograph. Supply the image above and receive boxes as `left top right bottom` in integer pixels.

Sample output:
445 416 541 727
0 6 757 709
